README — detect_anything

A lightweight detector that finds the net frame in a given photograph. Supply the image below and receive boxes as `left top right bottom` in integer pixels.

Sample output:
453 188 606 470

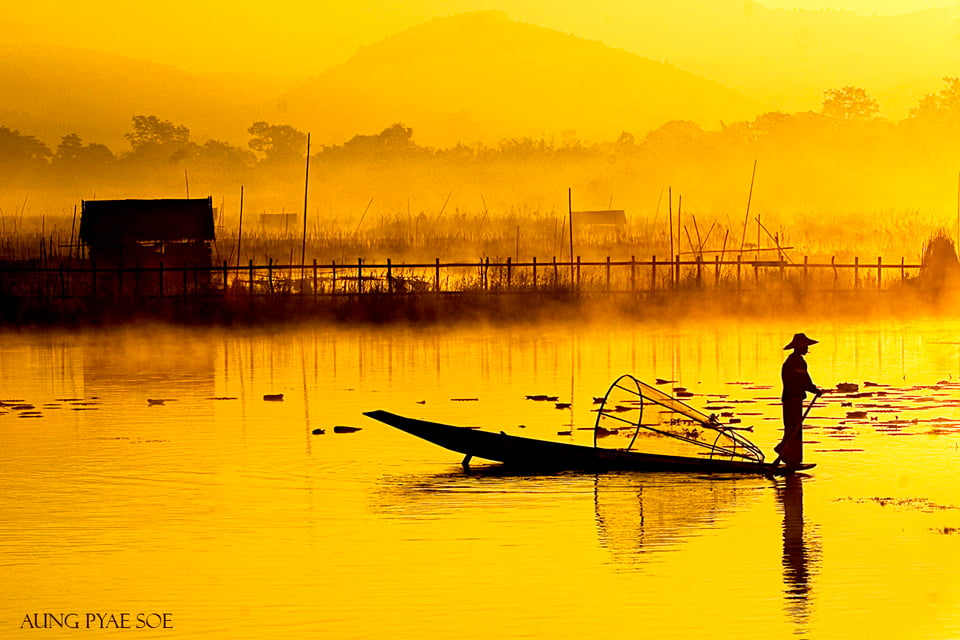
593 374 765 463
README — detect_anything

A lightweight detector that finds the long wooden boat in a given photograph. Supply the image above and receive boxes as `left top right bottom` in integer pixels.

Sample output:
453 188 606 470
364 410 813 475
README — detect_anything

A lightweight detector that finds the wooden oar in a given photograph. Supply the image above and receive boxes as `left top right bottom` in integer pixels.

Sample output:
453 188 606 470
768 393 820 470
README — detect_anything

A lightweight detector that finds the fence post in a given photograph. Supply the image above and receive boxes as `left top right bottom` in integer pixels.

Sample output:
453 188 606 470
803 256 808 289
332 260 337 295
877 256 882 291
552 256 558 288
313 259 318 297
576 256 581 291
358 258 364 294
854 256 859 289
158 261 164 297
631 255 636 292
736 255 741 293
901 257 905 282
507 257 512 289
387 258 393 294
268 258 274 294
651 255 657 292
832 256 837 290
248 259 254 298
435 258 440 293
714 255 720 287
696 255 702 288
532 256 538 290
92 260 98 297
606 256 611 292
60 263 66 299
675 253 680 288
223 260 228 293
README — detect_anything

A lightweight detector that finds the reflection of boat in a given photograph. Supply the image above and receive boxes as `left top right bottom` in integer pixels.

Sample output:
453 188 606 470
367 374 814 475
363 410 811 475
594 472 758 562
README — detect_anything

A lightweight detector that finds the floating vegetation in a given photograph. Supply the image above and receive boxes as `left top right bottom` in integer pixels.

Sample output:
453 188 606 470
836 383 860 393
835 497 959 512
334 426 362 433
263 394 284 401
933 527 959 535
451 398 479 402
210 396 239 400
311 428 325 435
525 395 558 402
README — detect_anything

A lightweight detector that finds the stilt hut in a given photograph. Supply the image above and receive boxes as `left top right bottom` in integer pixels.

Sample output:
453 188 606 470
79 197 216 268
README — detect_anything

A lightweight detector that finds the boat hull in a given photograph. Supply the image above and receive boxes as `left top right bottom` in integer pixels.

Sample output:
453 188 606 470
364 410 813 475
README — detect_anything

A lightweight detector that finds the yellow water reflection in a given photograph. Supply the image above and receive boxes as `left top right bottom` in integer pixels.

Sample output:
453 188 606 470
0 321 959 639
777 473 818 634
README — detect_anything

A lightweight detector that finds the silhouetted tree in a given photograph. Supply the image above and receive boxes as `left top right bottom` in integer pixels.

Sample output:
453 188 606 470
247 122 307 162
821 86 879 120
0 126 51 162
125 115 191 150
342 123 416 155
54 133 114 165
198 139 257 169
0 126 51 176
910 77 960 126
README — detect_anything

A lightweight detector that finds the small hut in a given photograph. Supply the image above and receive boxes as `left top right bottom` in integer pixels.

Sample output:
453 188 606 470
79 198 215 267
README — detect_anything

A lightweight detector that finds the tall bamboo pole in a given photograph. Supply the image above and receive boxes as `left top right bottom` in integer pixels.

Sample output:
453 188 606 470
301 133 311 270
236 185 244 270
568 188 574 286
739 159 757 257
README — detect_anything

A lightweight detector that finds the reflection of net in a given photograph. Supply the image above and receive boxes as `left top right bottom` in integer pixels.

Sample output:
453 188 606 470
594 375 764 462
594 473 751 565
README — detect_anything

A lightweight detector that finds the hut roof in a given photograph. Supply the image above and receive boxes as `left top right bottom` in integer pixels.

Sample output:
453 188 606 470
80 198 215 246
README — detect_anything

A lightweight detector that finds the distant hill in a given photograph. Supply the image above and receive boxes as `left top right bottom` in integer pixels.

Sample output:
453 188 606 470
0 43 292 150
278 11 758 147
519 1 960 117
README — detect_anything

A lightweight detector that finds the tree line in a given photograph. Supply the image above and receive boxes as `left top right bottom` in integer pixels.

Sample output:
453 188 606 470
3 80 959 172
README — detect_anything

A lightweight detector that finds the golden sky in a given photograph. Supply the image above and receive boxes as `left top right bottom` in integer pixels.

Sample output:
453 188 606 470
6 0 955 76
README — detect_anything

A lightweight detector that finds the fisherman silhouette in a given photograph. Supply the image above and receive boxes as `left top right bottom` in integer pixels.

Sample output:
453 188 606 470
775 333 822 470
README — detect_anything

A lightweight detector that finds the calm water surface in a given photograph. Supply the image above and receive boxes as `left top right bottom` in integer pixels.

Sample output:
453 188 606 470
1 318 959 639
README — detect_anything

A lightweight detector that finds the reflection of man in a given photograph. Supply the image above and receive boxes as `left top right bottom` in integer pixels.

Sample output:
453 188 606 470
776 333 822 470
777 473 816 629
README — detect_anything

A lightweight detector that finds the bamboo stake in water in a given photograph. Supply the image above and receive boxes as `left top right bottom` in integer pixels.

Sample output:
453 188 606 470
739 159 757 257
237 186 244 270
568 188 574 286
668 187 674 284
301 133 311 271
